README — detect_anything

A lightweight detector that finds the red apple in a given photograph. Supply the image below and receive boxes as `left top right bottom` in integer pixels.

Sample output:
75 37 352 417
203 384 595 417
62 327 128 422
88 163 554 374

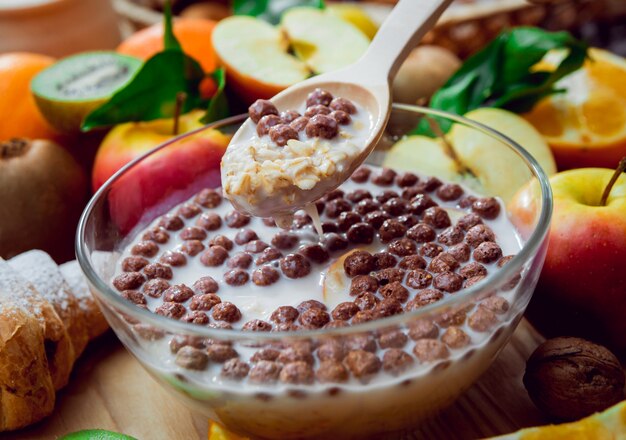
509 164 626 352
93 110 231 233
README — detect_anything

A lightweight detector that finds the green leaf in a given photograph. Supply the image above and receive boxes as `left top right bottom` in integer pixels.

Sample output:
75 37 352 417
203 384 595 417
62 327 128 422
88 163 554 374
234 0 325 24
59 429 137 440
200 67 229 124
163 0 182 51
81 50 205 130
412 27 588 135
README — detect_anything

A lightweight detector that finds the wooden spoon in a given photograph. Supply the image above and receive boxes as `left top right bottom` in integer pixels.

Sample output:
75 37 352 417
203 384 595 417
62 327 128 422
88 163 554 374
223 0 453 219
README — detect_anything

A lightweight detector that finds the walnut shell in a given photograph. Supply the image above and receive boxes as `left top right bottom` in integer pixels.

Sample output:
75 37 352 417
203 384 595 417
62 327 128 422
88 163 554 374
524 337 625 421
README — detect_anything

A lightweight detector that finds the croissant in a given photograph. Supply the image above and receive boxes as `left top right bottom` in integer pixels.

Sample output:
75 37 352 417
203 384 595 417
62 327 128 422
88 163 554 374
0 250 109 432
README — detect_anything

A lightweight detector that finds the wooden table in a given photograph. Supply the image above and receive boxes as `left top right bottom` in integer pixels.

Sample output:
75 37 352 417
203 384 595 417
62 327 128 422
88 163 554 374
11 319 548 440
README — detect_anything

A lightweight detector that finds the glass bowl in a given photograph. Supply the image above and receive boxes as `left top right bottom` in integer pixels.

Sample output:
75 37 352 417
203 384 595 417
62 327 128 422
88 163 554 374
77 105 552 439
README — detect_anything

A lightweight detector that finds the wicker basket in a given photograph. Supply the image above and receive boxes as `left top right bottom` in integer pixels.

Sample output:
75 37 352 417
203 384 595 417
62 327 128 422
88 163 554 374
113 0 606 58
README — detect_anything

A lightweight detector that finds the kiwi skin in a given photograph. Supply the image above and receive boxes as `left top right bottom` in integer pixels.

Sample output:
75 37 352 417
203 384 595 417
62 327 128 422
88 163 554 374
31 52 142 133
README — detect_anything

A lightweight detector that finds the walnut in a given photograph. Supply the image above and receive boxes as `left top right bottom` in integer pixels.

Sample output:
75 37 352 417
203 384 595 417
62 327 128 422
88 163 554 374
523 337 625 421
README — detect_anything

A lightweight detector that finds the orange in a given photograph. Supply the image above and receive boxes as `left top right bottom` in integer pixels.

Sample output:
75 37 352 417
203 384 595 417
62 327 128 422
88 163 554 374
117 18 218 73
523 48 626 170
0 52 59 141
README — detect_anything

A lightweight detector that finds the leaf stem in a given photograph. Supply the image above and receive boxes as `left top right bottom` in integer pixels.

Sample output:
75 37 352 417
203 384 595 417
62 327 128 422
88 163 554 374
173 92 187 136
600 157 626 206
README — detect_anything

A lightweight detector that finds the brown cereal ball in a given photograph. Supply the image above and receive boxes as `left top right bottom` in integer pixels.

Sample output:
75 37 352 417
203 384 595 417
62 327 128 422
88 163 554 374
181 240 205 256
407 320 439 340
307 88 333 107
143 262 173 280
212 302 242 323
256 115 283 136
457 212 482 231
438 226 465 246
178 203 201 219
143 279 170 298
365 210 391 229
234 229 258 245
383 349 414 375
465 224 496 248
472 197 501 219
330 110 351 125
299 308 331 329
192 276 219 295
175 346 209 370
121 290 146 306
207 344 238 363
271 231 299 250
159 215 184 231
383 198 408 216
481 296 510 314
374 297 403 318
304 104 331 118
354 292 379 311
468 306 498 332
406 269 433 289
317 360 349 383
159 250 187 267
396 172 419 187
280 253 311 279
122 256 149 272
155 302 186 319
349 274 379 296
422 176 443 191
256 247 283 265
395 214 419 227
346 333 377 353
225 210 251 228
388 238 417 257
113 272 145 291
419 242 443 258
306 114 338 139
408 194 437 215
200 245 229 267
221 359 250 380
289 116 310 132
249 99 278 123
251 348 280 362
337 211 361 232
380 281 409 303
402 185 425 201
280 110 301 123
346 189 372 203
252 266 280 286
224 269 249 286
373 268 406 285
459 262 487 279
344 350 381 379
245 240 269 253
189 293 221 311
406 289 444 311
324 233 349 253
195 188 222 208
332 302 360 321
317 340 345 362
242 319 273 332
325 198 352 218
131 241 159 258
413 339 450 362
398 254 426 270
378 328 408 349
169 335 206 354
351 166 371 183
458 195 477 209
352 310 375 324
436 183 464 201
371 168 397 186
376 190 400 205
196 212 222 231
278 345 314 365
269 124 299 146
180 226 207 241
433 272 464 293
343 250 375 277
321 222 339 233
249 360 282 383
423 207 451 229
465 276 485 288
448 242 471 263
299 244 329 264
227 252 253 269
163 284 194 303
473 241 503 264
329 97 356 114
297 300 327 314
347 222 375 244
355 199 380 215
436 308 468 328
407 223 436 243
379 219 407 243
210 235 233 251
442 326 471 349
270 306 299 324
429 252 460 273
280 361 314 384
371 253 395 272
142 227 170 244
182 311 210 325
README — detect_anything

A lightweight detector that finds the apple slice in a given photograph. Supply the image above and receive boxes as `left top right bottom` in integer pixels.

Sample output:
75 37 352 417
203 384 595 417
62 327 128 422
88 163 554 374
212 16 310 102
281 7 370 74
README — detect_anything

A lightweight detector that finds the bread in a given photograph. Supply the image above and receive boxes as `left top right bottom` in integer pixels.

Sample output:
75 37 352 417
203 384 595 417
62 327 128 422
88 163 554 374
0 251 109 431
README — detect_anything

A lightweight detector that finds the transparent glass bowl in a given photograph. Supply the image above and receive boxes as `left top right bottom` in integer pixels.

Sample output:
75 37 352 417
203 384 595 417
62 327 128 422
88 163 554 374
77 105 552 439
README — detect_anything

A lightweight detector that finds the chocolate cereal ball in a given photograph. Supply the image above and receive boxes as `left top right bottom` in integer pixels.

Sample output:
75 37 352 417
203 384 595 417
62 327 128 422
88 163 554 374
329 97 356 114
200 245 229 267
343 251 375 277
248 99 278 123
290 116 310 132
304 104 331 118
347 222 375 244
195 188 222 208
306 88 333 107
316 360 349 383
224 269 249 286
252 266 280 286
212 302 241 323
269 124 299 146
305 114 338 139
280 361 314 384
472 197 501 219
383 349 414 376
280 254 311 279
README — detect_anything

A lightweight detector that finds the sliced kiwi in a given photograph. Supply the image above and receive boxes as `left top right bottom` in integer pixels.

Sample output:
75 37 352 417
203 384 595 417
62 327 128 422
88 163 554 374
32 51 142 133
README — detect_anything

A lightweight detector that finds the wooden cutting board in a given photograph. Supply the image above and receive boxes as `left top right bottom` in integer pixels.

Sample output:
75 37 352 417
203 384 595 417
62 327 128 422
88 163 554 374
10 319 548 440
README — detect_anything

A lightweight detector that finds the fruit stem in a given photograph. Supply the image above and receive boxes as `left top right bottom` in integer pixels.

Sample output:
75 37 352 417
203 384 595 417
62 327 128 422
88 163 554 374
600 157 626 206
0 138 29 159
173 91 187 136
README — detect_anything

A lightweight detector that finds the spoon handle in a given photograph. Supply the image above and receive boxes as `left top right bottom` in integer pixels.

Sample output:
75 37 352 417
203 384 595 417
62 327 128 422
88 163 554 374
359 0 454 84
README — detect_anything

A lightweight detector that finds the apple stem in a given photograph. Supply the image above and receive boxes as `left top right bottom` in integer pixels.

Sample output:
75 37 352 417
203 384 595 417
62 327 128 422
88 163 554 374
173 92 187 136
600 157 626 206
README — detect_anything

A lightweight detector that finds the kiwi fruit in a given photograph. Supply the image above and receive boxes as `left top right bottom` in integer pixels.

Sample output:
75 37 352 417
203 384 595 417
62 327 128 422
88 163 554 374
31 51 142 133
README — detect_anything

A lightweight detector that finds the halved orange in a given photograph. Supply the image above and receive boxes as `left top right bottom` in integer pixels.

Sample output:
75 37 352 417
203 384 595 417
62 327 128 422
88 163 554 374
523 48 626 169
